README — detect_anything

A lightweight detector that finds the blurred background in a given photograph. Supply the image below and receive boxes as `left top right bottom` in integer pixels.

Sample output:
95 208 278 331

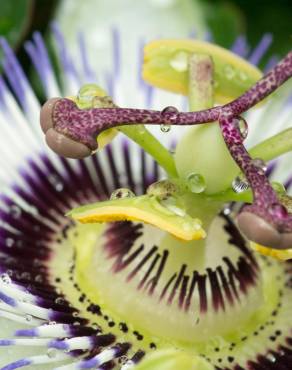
0 0 291 101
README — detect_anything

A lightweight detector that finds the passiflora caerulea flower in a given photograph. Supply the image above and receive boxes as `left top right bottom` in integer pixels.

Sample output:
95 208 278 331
0 21 292 370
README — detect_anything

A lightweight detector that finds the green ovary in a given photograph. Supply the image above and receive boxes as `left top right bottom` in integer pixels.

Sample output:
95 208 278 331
175 123 239 194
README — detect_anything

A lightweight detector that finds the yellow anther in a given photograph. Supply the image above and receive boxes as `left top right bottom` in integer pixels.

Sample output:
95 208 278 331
67 195 206 242
250 242 292 261
143 39 262 104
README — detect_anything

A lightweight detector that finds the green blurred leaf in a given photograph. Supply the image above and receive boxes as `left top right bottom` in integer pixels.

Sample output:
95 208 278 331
196 0 292 64
198 0 244 47
0 0 33 47
233 0 292 61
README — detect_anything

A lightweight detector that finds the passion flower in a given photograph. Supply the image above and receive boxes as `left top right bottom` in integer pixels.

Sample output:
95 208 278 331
0 24 292 370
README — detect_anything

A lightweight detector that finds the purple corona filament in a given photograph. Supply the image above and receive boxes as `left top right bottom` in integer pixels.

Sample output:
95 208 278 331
40 51 292 248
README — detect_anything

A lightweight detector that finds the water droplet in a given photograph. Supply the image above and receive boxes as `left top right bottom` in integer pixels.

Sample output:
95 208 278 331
33 259 42 268
47 348 57 358
35 274 43 283
48 174 64 192
161 106 178 124
56 183 64 192
224 64 235 79
187 173 206 193
233 117 248 140
239 71 248 81
232 175 249 193
181 221 192 232
78 84 98 96
146 180 178 199
55 297 65 305
160 196 186 217
266 353 276 363
21 272 31 280
182 219 201 232
92 95 114 108
25 314 32 322
271 182 286 194
238 117 248 139
169 51 188 72
110 188 135 200
119 355 129 365
122 360 134 369
160 124 171 133
268 203 288 219
77 84 99 105
9 205 21 219
223 206 231 215
92 323 100 330
150 197 174 216
5 238 14 248
1 273 11 284
161 106 178 115
251 158 267 175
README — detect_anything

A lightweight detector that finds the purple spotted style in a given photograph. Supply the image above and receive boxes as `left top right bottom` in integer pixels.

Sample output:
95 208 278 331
40 51 292 247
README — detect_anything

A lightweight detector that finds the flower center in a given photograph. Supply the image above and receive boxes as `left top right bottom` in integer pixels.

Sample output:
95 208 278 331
50 211 283 349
